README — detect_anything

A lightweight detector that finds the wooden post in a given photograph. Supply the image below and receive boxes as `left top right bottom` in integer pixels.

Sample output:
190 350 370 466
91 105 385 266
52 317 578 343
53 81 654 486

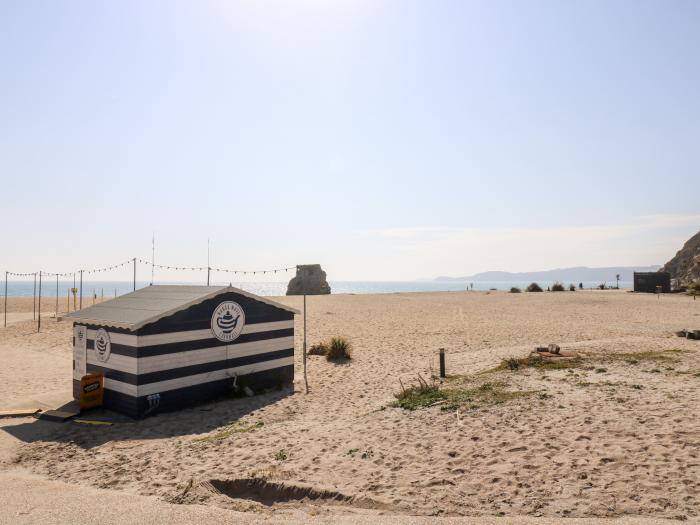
303 294 308 394
55 274 59 319
3 271 7 328
37 271 42 332
439 348 446 378
207 266 211 286
79 270 83 310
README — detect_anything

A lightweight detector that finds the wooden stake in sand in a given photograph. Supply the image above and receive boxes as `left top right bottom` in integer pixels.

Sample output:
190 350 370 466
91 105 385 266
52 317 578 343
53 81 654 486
303 294 309 394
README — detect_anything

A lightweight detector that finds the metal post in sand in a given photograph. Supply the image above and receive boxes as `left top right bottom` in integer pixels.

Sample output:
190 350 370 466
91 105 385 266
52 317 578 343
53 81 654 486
55 274 59 320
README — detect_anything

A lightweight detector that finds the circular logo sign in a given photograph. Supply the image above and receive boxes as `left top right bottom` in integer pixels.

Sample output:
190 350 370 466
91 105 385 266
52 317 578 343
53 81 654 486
94 328 111 362
211 301 245 342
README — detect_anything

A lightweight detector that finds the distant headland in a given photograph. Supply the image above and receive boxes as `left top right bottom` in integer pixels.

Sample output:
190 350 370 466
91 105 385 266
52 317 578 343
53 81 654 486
433 265 661 283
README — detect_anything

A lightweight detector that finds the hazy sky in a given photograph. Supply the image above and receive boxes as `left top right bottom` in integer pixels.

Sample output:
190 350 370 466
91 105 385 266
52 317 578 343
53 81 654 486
1 1 698 281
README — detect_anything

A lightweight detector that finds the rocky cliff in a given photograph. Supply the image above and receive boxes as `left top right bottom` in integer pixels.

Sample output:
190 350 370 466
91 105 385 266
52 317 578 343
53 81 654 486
286 264 331 295
660 230 700 285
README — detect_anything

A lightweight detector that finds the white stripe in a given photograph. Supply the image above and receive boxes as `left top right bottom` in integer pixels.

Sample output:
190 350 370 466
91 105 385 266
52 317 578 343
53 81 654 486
104 377 135 396
86 329 137 347
104 357 294 397
138 336 294 373
86 351 138 374
85 336 294 375
86 320 294 348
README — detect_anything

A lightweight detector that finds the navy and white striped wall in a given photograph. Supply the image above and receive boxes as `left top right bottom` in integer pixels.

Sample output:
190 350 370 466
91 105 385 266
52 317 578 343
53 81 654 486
72 292 295 418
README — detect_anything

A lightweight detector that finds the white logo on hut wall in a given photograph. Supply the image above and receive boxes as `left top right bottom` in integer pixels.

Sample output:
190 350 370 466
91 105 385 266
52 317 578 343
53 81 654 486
94 329 111 362
211 301 245 342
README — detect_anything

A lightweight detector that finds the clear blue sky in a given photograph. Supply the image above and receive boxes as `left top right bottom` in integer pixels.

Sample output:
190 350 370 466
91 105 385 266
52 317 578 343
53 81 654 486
1 1 698 280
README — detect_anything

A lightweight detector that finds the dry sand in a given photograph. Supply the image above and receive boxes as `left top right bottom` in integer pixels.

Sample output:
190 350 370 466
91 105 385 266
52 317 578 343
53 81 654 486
1 291 699 523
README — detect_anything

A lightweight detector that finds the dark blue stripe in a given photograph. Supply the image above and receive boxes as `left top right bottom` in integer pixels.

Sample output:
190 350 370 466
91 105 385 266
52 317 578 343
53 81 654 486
87 328 293 358
85 347 294 386
82 365 294 418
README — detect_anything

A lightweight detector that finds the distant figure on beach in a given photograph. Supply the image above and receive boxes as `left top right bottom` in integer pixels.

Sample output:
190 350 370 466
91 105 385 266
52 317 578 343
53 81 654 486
470 283 473 290
579 282 583 290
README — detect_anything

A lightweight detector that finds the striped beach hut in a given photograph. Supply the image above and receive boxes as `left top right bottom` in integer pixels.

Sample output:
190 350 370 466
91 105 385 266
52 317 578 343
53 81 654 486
66 285 298 418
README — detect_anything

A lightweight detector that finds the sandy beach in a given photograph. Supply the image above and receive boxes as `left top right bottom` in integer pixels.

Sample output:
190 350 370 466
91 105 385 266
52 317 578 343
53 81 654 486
0 291 699 523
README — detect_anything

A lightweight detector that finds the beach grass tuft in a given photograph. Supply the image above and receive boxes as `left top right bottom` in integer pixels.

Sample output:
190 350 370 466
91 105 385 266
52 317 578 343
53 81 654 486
307 342 329 356
551 282 565 292
604 349 689 363
439 379 535 411
509 287 521 293
393 374 445 410
495 354 582 372
326 336 352 361
526 282 543 292
307 337 353 361
393 374 533 411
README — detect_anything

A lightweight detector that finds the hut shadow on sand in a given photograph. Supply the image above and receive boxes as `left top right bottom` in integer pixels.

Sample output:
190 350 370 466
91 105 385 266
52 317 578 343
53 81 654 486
2 386 293 450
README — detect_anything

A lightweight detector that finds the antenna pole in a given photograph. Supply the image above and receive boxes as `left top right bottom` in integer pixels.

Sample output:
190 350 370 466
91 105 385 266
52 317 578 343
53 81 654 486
151 233 155 285
37 271 42 332
3 271 7 328
79 270 83 310
133 257 136 291
33 273 37 320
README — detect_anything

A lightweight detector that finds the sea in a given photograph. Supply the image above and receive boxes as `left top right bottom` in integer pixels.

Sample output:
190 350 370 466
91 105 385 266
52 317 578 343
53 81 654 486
3 280 632 298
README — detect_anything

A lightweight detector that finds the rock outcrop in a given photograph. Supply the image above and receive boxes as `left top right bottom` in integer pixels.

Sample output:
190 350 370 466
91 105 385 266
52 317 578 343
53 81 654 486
286 264 331 295
660 230 700 285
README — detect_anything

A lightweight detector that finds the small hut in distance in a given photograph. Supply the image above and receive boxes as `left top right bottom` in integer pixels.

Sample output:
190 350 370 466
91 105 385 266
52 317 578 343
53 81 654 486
633 272 671 293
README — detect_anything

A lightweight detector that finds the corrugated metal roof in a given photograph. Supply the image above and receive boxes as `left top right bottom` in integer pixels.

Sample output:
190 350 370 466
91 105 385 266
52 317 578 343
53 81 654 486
65 285 299 330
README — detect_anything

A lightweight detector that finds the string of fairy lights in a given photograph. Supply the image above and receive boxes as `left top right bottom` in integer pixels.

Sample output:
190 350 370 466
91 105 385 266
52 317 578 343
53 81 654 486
137 259 296 276
3 258 299 330
5 258 297 279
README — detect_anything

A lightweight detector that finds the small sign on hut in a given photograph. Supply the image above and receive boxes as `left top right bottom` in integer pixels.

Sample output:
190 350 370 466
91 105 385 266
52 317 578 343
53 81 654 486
66 285 298 418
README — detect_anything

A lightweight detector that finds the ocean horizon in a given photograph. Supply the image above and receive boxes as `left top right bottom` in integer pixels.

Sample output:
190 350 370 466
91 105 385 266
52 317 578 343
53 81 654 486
2 279 632 298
